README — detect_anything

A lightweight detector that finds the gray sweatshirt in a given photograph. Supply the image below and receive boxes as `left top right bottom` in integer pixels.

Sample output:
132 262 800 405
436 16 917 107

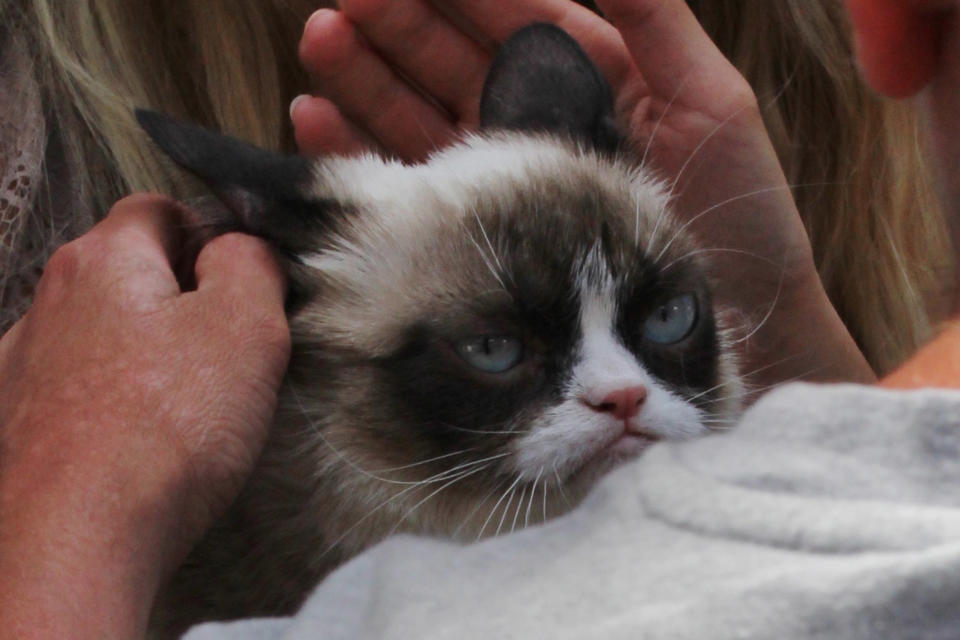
184 383 960 639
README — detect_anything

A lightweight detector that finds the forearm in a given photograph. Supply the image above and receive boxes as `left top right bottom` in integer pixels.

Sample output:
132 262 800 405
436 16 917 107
0 422 191 640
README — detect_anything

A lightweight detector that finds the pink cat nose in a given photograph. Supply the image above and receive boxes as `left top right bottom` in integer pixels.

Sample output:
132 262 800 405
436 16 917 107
584 385 647 420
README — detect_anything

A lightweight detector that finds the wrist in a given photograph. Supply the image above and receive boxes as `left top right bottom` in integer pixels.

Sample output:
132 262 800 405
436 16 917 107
732 260 877 390
0 415 199 640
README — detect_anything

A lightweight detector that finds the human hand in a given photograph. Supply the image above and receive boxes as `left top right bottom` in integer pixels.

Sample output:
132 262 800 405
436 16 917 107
294 0 874 388
0 194 290 639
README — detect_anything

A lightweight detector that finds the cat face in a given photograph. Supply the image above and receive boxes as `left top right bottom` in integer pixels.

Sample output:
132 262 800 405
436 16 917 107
140 24 741 581
263 131 739 546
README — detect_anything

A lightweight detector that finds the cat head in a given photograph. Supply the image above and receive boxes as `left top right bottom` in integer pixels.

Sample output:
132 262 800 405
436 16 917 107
139 24 741 539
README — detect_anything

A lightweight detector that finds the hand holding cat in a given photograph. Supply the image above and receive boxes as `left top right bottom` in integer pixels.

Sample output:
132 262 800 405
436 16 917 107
293 0 876 386
0 194 290 639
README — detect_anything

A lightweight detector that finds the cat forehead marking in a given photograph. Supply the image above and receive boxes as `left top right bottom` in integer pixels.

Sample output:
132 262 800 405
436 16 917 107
296 133 681 355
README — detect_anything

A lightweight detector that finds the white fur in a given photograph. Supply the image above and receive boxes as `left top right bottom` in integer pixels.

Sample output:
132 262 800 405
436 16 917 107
301 132 668 277
510 257 707 480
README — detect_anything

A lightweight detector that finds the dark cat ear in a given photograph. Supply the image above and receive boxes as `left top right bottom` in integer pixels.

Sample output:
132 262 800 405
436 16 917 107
136 109 341 254
479 23 622 152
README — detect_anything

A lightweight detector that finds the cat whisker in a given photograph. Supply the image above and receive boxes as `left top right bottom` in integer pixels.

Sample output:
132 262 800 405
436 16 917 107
730 263 787 346
466 232 508 292
496 483 520 538
438 421 530 436
660 247 780 274
542 470 550 523
369 448 478 474
387 463 493 537
525 466 545 530
291 383 511 486
656 178 844 266
645 194 674 256
412 113 439 151
691 350 812 411
744 365 830 395
552 463 573 510
738 352 806 379
640 72 693 249
318 455 509 563
686 376 748 403
478 473 524 541
469 211 508 291
510 485 528 535
664 103 754 215
699 361 830 412
451 477 509 540
655 184 791 264
640 72 692 171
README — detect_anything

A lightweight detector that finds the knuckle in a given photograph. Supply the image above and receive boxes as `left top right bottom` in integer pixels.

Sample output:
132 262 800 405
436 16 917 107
209 232 274 266
43 239 88 282
108 192 174 214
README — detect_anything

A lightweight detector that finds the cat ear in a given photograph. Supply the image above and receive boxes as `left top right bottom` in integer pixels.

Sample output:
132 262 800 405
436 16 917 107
136 109 342 255
479 23 622 152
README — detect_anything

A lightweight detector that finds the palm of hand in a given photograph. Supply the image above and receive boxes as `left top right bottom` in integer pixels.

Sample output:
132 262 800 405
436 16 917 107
295 0 870 385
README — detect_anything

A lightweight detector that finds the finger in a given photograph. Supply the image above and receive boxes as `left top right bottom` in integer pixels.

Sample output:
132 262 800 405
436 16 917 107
437 0 636 91
847 0 944 97
596 0 746 109
291 95 376 156
90 194 185 265
341 0 491 125
194 233 286 313
299 9 457 161
85 193 187 296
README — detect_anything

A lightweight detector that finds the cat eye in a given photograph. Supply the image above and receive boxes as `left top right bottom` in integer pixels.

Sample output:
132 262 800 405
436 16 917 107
456 336 524 373
642 293 698 345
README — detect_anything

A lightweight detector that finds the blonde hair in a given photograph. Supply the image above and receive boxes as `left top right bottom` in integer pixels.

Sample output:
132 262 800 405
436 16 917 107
7 0 951 374
698 0 950 373
10 0 320 215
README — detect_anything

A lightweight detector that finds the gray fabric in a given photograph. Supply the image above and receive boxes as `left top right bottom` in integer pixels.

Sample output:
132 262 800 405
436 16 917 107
184 383 960 639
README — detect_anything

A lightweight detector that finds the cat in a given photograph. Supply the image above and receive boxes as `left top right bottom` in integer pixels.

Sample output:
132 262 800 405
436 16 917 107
141 23 743 637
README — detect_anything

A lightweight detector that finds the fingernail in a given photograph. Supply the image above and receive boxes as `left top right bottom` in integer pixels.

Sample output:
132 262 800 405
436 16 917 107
305 9 328 35
290 94 309 122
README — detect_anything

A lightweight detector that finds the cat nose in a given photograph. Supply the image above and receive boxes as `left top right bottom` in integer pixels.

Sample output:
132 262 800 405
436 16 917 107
584 385 647 420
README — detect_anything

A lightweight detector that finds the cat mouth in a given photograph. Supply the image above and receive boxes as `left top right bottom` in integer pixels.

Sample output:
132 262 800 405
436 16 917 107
602 429 660 459
576 425 661 478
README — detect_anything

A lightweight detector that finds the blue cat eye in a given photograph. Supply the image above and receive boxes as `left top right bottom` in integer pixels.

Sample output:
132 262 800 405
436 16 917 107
456 336 524 373
642 293 698 345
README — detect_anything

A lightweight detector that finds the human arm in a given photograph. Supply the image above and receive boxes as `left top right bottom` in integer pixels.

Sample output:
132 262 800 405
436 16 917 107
0 194 291 639
292 0 876 390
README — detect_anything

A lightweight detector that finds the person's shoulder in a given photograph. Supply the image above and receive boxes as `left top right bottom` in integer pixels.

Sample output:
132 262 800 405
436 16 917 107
882 320 960 390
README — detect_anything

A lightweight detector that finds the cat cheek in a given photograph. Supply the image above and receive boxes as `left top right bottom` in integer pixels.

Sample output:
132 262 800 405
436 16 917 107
508 404 623 481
